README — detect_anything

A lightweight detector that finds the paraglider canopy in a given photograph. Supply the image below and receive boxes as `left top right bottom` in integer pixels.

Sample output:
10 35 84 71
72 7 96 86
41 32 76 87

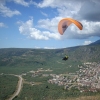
62 56 69 61
58 18 83 35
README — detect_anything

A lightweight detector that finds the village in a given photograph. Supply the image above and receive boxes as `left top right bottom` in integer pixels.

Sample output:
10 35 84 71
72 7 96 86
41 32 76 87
47 62 100 92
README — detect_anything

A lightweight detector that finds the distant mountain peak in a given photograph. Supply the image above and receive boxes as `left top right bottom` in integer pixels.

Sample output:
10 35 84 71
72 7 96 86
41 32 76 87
89 39 100 45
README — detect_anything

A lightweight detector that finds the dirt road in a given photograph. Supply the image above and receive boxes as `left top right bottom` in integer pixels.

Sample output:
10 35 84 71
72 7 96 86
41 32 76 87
7 75 23 100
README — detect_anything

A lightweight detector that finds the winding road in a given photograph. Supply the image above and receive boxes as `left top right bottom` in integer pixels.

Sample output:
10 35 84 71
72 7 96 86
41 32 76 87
7 75 23 100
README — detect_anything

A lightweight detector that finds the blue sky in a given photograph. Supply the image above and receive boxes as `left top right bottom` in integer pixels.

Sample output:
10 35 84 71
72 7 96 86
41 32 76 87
0 0 100 49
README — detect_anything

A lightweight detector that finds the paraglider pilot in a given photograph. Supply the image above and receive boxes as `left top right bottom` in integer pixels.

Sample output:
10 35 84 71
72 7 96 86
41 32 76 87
62 56 68 61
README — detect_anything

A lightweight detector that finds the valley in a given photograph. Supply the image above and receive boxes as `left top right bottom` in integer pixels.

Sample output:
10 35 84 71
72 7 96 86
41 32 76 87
0 42 100 100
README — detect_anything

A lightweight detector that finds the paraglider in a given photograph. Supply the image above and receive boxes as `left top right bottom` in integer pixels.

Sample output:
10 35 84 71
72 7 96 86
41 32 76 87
62 56 69 61
58 18 83 35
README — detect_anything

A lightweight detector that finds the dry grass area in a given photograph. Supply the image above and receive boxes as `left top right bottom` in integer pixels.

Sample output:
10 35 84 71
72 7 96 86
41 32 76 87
23 80 42 86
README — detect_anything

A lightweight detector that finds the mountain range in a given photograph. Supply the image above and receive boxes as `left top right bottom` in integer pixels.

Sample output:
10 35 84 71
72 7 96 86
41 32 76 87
0 39 100 68
89 39 100 45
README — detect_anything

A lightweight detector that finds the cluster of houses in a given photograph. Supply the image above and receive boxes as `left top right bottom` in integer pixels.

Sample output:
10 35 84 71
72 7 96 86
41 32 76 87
77 62 100 92
48 62 100 92
29 68 52 77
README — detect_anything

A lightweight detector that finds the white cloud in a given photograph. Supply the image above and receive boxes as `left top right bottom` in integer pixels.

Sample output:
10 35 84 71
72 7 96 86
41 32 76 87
80 20 100 34
36 0 81 18
41 11 48 17
0 3 21 17
17 19 60 40
35 0 82 19
44 47 56 49
36 0 81 8
13 0 33 7
34 46 41 49
34 46 55 49
78 0 100 21
0 0 5 5
38 17 62 33
36 0 54 8
83 40 92 45
0 22 7 28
